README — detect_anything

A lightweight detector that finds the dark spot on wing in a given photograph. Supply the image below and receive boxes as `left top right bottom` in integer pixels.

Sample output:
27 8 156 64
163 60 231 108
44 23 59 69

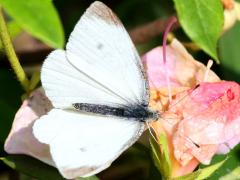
97 43 103 49
79 147 86 152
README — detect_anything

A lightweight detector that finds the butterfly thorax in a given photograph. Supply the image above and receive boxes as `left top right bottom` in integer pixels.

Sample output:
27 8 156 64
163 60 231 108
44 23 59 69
73 103 159 122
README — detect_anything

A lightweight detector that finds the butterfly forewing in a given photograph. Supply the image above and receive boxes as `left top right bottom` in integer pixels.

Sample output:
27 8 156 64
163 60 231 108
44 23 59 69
66 1 149 106
41 50 129 108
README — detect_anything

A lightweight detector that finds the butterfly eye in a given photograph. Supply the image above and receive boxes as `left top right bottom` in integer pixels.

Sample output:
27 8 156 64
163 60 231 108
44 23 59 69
227 89 235 101
148 110 159 121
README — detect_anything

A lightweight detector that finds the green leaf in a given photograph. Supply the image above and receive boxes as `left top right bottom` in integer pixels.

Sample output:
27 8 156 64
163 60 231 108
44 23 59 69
6 21 22 38
0 0 64 48
219 22 240 81
196 158 227 180
1 155 99 180
159 134 171 170
150 138 161 172
76 176 100 180
200 144 240 179
174 158 227 180
219 166 240 180
150 134 172 179
173 0 224 63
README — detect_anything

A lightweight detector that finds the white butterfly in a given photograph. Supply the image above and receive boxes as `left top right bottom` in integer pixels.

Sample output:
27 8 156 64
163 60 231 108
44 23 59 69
33 1 158 179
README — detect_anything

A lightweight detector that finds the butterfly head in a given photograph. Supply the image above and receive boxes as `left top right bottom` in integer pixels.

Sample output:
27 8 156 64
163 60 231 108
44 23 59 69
146 108 160 122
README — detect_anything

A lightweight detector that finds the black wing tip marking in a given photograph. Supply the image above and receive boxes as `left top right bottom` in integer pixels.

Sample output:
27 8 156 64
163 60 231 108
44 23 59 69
86 1 122 26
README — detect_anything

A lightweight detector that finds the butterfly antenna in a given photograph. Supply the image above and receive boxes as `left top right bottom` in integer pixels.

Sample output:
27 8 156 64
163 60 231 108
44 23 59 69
163 16 178 103
146 121 160 145
168 85 199 109
203 60 213 82
168 59 213 109
159 115 201 148
148 116 200 149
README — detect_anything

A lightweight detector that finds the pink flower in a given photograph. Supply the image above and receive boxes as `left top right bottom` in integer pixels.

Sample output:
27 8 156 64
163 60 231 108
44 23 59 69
4 89 54 166
143 38 240 177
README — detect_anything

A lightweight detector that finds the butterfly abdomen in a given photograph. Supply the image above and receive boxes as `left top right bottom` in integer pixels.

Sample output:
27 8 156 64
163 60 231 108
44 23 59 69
73 103 158 122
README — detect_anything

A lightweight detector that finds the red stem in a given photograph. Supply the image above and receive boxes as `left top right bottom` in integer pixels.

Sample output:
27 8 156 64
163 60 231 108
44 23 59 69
162 16 178 102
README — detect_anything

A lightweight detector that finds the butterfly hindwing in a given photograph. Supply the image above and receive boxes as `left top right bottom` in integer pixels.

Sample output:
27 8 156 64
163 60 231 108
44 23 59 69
33 109 145 178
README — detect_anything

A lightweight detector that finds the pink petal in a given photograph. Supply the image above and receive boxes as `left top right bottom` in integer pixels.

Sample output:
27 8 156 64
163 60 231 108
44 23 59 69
171 81 240 165
171 39 220 85
217 117 240 154
142 39 220 89
4 89 54 166
142 46 179 88
172 158 199 177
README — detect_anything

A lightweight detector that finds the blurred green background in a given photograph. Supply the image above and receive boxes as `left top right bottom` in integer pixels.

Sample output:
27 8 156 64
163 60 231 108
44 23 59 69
0 0 240 179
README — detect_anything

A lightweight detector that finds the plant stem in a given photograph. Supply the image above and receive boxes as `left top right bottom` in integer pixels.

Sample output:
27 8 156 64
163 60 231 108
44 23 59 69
0 7 29 92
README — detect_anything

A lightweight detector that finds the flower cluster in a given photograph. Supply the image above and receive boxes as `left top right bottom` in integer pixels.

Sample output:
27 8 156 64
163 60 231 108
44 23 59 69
143 38 240 177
